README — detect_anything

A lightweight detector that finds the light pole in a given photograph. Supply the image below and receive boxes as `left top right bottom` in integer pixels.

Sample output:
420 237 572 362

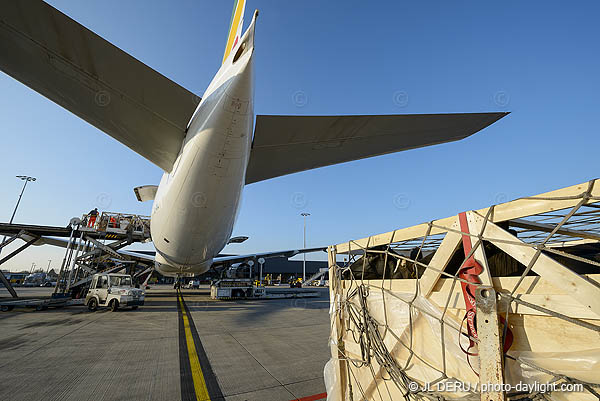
10 176 36 224
47 260 52 273
0 175 36 256
301 212 310 281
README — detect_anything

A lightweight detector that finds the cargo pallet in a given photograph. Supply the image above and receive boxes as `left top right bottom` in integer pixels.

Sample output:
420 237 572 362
325 179 600 401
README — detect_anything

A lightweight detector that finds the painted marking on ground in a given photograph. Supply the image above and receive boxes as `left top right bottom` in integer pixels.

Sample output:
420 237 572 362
178 290 224 401
291 392 328 401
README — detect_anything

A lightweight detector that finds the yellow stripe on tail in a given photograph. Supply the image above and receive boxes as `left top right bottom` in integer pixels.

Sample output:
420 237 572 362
222 0 247 64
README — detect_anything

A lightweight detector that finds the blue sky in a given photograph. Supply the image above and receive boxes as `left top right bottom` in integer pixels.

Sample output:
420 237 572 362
1 1 599 271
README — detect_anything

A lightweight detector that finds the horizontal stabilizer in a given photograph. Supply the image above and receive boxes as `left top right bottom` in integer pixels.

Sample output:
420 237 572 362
0 0 200 172
134 186 158 202
246 112 508 184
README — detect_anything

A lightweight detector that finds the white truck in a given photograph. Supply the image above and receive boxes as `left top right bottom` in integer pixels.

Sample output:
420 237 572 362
86 273 145 311
210 279 319 300
210 279 256 299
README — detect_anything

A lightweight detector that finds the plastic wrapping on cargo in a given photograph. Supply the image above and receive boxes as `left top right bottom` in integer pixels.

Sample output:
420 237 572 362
369 290 477 383
343 288 480 399
324 357 341 401
325 292 343 401
332 284 600 400
505 348 600 385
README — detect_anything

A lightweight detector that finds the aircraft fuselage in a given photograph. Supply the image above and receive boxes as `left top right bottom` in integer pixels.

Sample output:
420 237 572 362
150 25 255 276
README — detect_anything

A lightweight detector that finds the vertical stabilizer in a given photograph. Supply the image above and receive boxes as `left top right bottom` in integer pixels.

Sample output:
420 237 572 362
222 0 247 64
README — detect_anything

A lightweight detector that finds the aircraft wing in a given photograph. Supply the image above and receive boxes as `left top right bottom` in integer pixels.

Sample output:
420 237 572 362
0 0 199 172
245 112 508 184
211 247 326 266
125 247 327 267
16 234 325 269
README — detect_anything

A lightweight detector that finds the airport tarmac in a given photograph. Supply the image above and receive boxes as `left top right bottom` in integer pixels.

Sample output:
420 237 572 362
0 285 330 401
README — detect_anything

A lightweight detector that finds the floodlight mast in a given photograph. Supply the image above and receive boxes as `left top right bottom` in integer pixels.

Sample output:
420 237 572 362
0 175 36 256
10 176 36 224
300 212 310 282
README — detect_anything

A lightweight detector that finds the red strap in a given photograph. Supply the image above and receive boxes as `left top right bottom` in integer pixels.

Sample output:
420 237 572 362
498 314 514 353
458 212 482 352
458 212 513 356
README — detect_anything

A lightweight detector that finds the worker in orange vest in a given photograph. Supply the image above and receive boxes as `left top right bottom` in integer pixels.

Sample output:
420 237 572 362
87 208 99 227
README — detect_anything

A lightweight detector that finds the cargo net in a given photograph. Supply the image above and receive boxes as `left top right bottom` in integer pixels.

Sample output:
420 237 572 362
327 180 600 401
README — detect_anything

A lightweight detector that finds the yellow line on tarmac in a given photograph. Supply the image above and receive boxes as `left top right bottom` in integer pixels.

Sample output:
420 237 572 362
178 292 211 401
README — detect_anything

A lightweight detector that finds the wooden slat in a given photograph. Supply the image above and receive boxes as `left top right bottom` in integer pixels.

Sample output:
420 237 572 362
418 219 462 297
429 292 600 319
467 211 493 286
327 246 347 401
345 274 600 297
335 179 600 253
469 212 600 317
510 218 600 241
475 287 505 401
337 218 455 255
444 308 600 353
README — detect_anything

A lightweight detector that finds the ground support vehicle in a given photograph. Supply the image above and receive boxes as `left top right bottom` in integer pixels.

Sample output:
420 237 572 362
210 279 318 300
85 273 144 311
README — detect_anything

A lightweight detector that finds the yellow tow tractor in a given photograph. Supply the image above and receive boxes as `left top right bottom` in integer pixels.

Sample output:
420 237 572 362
289 277 303 288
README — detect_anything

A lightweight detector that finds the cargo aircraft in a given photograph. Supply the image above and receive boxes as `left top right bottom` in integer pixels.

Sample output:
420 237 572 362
0 0 507 277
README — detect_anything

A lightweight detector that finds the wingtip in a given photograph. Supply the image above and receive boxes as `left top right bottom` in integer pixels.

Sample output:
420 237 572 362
490 111 510 120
